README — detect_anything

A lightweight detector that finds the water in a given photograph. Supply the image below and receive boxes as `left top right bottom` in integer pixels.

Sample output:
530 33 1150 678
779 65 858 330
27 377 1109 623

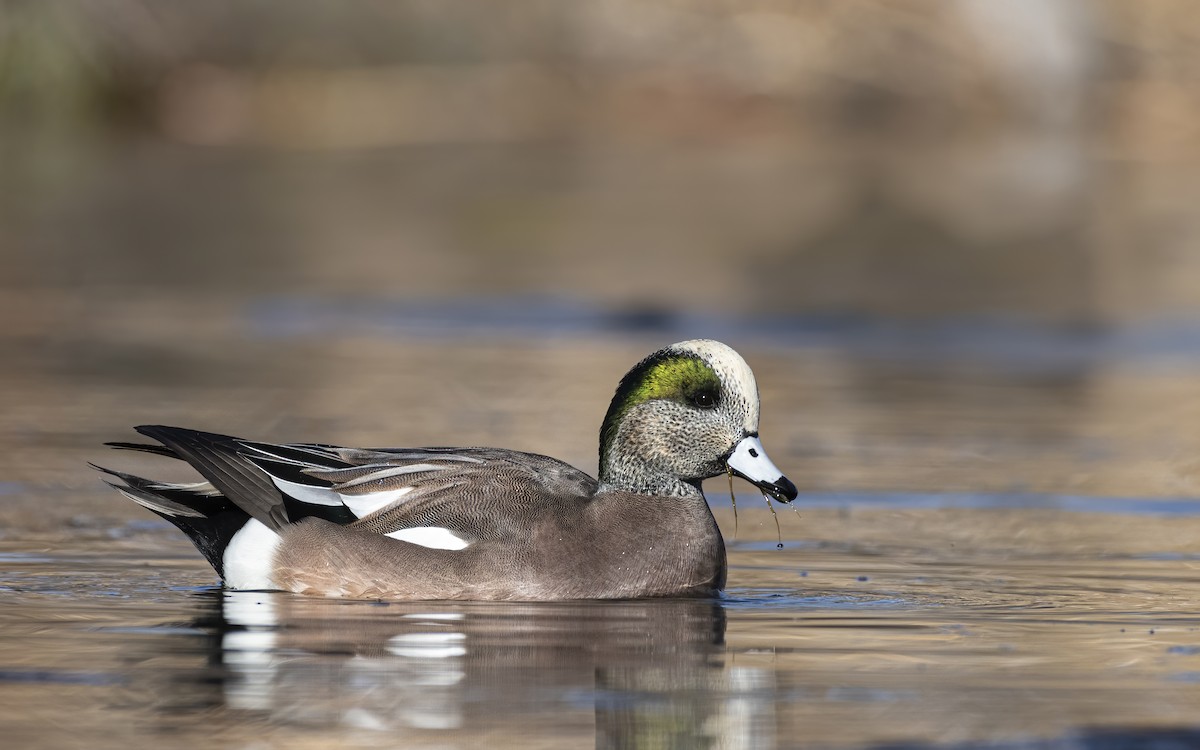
2 300 1200 748
2 507 1199 750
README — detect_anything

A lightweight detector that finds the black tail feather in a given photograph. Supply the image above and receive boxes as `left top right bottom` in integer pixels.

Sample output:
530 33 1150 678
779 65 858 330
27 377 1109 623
93 466 248 578
160 509 252 579
238 440 355 469
241 454 330 488
90 462 218 507
133 426 289 530
97 426 364 578
103 441 181 459
99 476 207 519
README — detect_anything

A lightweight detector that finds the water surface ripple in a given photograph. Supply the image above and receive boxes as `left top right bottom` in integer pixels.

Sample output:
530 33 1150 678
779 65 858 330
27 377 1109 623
1 511 1197 750
5 303 1200 747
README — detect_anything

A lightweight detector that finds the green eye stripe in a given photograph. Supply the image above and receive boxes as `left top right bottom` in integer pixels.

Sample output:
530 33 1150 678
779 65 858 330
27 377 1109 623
599 352 722 469
624 355 721 406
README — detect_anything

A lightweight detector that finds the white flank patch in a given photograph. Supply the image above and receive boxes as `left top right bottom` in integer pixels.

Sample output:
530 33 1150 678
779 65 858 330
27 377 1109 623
268 475 343 507
223 519 282 590
341 487 413 518
385 526 470 550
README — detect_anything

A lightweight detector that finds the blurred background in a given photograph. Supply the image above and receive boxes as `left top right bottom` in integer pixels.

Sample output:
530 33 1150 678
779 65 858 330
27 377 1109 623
4 0 1200 511
9 8 1200 747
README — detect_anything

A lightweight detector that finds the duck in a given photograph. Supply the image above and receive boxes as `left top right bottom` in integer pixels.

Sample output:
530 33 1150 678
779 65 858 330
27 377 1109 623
94 339 797 601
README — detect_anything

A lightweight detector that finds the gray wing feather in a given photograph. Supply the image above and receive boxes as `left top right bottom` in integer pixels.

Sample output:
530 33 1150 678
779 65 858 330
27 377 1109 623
251 446 599 541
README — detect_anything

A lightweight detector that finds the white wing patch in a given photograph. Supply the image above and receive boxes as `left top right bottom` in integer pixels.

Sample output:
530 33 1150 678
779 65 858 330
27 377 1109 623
340 486 414 518
268 476 344 507
253 454 471 549
336 463 445 489
268 474 419 518
264 463 447 518
386 526 470 550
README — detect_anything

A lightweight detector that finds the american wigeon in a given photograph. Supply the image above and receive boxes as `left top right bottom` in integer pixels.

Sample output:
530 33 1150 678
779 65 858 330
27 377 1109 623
95 339 797 600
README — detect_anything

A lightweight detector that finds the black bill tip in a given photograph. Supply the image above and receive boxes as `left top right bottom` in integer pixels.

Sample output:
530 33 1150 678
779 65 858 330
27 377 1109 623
764 476 798 504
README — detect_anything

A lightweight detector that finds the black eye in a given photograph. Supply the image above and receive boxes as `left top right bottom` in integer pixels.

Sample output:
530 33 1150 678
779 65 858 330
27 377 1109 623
690 389 718 409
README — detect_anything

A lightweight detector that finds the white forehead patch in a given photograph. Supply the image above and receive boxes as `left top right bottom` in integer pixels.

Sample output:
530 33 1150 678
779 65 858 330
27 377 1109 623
670 339 760 431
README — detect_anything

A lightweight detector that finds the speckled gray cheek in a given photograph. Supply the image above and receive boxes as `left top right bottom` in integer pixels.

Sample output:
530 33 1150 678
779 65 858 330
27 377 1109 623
602 399 739 494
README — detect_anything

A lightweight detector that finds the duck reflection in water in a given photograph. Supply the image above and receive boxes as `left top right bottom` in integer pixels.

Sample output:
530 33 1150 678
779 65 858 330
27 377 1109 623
159 591 775 748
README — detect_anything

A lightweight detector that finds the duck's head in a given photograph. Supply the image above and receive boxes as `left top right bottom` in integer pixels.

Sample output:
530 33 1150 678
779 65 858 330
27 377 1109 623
599 339 798 502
